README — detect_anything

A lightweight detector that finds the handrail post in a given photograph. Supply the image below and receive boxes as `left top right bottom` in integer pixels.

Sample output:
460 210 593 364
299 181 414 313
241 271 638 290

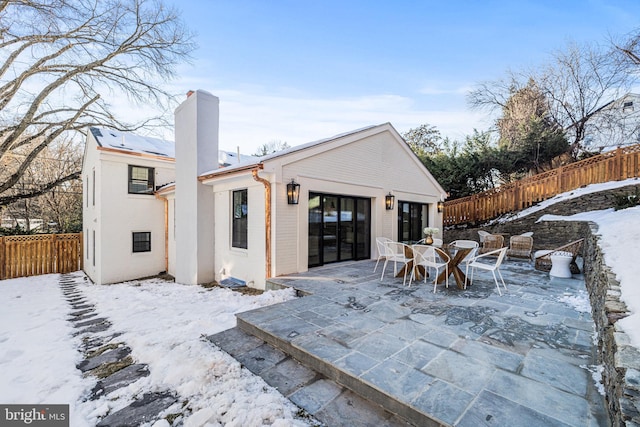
52 234 58 274
616 147 623 180
0 236 4 280
557 166 563 193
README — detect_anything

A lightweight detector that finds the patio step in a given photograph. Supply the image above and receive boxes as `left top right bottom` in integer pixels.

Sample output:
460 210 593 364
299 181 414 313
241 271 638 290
234 300 445 427
207 327 411 427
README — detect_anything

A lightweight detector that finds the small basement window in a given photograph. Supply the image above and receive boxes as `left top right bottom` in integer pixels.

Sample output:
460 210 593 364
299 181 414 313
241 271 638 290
132 232 151 253
128 165 155 194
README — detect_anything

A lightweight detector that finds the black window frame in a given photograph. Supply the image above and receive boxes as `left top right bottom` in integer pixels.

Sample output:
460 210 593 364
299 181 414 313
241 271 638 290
232 189 248 249
128 165 155 194
132 231 151 253
397 201 428 243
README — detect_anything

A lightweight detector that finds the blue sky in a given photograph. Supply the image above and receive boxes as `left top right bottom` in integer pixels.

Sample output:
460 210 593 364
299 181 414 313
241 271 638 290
162 0 640 154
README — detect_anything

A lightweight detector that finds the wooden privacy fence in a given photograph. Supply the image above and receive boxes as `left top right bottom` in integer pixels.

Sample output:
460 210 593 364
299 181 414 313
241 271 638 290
443 144 640 226
0 233 83 280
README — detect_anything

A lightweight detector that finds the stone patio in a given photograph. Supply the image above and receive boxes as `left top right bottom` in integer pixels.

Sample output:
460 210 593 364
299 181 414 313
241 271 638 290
209 258 609 426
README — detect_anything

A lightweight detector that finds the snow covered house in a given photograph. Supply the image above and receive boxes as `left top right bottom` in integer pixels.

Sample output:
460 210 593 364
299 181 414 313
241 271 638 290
82 90 446 288
583 92 640 151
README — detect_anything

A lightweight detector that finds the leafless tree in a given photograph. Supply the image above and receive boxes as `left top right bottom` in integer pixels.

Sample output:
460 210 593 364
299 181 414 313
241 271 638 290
469 41 633 159
402 123 443 156
0 0 194 206
254 140 291 156
1 137 83 233
616 29 640 65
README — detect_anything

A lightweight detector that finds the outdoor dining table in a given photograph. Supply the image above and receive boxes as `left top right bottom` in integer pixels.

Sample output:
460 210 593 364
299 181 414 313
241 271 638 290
435 244 474 289
395 243 427 280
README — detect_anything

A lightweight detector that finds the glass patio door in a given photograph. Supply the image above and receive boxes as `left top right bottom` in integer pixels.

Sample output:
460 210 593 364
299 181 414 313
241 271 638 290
308 193 370 267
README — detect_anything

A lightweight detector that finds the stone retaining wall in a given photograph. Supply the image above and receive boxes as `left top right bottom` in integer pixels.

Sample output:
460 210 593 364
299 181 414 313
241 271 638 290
443 183 640 251
583 224 640 427
442 183 640 425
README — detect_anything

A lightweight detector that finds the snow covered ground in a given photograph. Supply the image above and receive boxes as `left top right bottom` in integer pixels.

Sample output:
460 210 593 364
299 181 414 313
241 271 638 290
0 276 308 426
539 205 640 349
0 179 638 426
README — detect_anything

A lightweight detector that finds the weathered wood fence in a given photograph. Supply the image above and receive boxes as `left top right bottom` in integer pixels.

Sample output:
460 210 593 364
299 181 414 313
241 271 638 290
443 144 640 226
0 233 83 280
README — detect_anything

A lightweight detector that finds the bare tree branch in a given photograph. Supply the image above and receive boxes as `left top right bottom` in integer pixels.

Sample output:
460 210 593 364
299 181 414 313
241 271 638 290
0 171 80 206
468 40 635 159
0 0 195 206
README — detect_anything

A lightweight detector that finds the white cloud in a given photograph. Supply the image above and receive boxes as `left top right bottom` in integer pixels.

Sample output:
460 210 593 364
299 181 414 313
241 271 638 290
105 82 495 155
207 89 492 154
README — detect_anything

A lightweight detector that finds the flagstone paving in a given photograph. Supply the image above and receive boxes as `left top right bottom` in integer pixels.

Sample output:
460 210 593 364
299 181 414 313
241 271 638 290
59 273 177 427
219 259 609 426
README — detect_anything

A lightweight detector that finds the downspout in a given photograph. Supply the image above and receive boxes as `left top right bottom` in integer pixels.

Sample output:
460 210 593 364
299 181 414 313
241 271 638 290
252 166 272 279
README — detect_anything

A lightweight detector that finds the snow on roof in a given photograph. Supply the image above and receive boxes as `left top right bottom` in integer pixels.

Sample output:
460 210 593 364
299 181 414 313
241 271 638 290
218 150 256 166
91 127 175 158
198 123 384 178
90 127 257 166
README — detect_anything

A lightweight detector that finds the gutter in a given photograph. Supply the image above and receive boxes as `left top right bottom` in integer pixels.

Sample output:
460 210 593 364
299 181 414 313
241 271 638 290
199 164 259 182
251 166 272 279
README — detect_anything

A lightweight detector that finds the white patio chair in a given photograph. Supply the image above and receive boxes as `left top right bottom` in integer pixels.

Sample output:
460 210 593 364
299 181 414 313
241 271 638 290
478 230 491 243
449 239 479 262
380 241 412 286
464 247 508 295
449 240 479 275
410 244 450 292
450 239 479 249
373 236 393 272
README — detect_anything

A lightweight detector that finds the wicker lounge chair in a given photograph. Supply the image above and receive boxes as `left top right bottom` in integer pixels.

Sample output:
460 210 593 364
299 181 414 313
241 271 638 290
534 239 584 274
478 234 504 255
507 235 534 260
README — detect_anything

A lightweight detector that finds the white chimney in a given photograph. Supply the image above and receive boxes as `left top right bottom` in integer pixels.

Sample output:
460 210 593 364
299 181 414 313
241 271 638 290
174 90 218 285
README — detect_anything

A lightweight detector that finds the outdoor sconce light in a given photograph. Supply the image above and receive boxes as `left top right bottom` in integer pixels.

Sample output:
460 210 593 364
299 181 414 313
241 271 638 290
385 193 395 210
287 179 300 205
437 201 444 213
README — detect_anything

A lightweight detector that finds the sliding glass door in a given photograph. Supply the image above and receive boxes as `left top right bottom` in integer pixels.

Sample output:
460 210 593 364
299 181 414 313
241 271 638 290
308 193 370 267
398 201 428 243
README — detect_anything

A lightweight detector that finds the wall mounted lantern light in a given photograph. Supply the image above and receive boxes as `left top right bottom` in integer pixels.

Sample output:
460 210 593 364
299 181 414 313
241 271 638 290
287 179 300 205
385 193 395 210
437 201 445 213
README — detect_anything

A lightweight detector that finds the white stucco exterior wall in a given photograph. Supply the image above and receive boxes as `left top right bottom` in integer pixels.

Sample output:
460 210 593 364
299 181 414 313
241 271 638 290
201 123 445 290
81 133 100 283
174 90 218 285
82 132 174 284
209 174 267 288
267 125 445 278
